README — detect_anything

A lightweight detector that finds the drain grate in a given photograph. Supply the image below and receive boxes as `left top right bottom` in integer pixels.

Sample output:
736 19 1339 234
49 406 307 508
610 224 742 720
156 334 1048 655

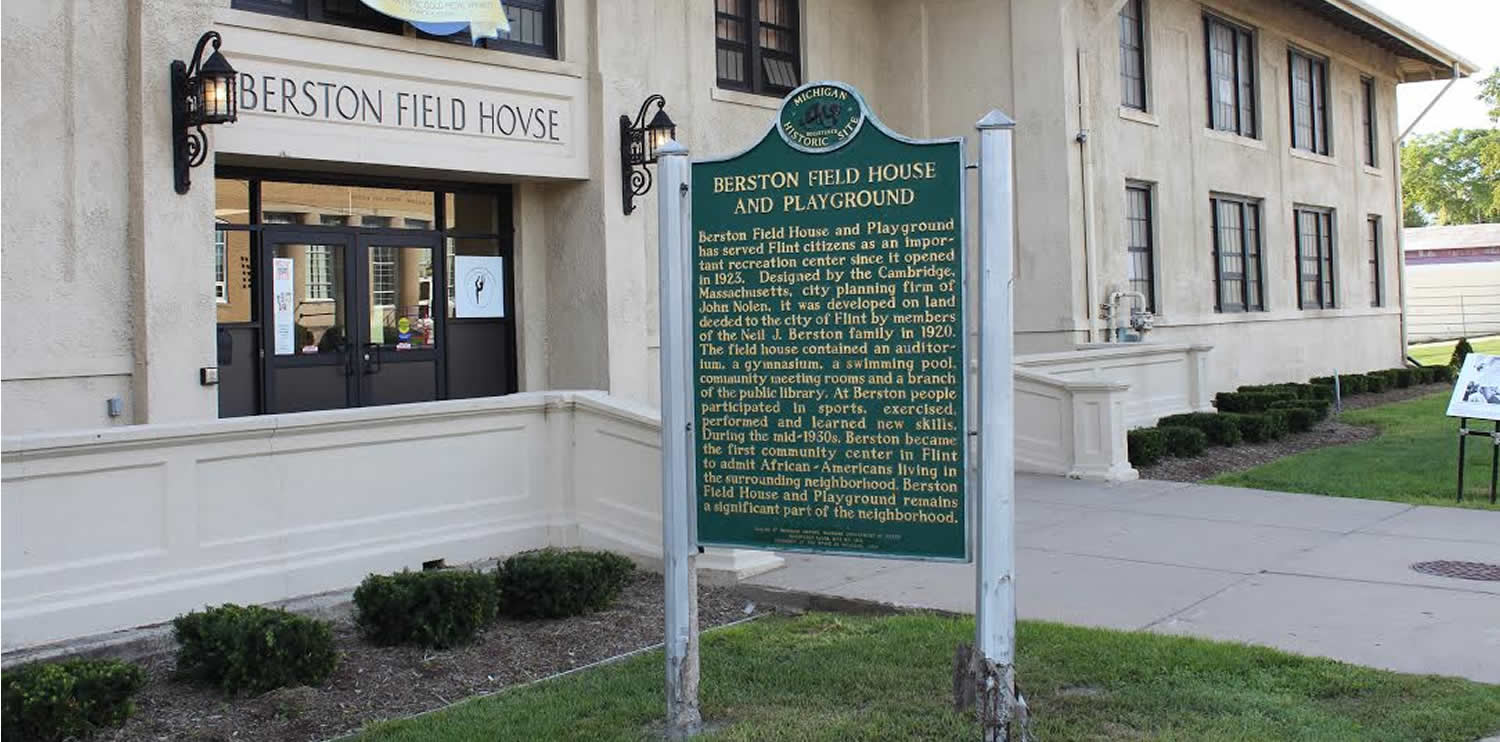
1410 560 1500 582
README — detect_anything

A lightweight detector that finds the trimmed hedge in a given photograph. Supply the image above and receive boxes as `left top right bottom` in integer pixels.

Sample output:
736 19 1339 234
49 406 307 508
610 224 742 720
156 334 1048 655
1432 364 1457 383
1280 407 1320 433
1223 412 1286 443
1362 372 1390 394
2 659 145 742
1127 428 1167 467
354 569 498 648
173 604 338 696
1157 412 1243 446
496 549 635 620
1270 398 1329 421
1392 368 1415 388
1215 390 1298 414
1158 425 1208 458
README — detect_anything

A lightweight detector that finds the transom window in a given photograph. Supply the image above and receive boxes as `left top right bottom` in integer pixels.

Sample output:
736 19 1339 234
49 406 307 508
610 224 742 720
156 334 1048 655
231 0 557 58
1119 0 1148 111
1125 183 1156 311
1295 207 1336 309
1211 195 1264 312
1289 49 1330 155
716 0 802 97
1205 14 1257 138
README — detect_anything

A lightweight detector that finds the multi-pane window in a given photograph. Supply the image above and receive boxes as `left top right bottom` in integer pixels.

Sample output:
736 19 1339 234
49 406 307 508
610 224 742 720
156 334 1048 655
306 245 334 300
1368 215 1383 307
1361 77 1378 167
231 0 557 58
1211 195 1264 312
1125 184 1156 311
1289 50 1329 155
1295 207 1336 309
371 246 397 307
1119 0 1148 110
215 229 228 303
716 0 802 97
1205 15 1256 137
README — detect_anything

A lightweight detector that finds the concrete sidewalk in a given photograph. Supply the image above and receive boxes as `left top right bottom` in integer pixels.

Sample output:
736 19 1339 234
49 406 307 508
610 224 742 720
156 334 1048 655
745 474 1500 684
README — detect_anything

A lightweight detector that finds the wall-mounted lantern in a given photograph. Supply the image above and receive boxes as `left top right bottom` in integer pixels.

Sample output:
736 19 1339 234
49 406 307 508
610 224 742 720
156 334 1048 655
620 95 677 215
172 31 238 195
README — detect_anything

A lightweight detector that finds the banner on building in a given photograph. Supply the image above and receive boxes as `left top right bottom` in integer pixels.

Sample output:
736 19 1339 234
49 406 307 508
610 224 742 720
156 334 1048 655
272 257 295 356
357 0 511 42
454 255 505 318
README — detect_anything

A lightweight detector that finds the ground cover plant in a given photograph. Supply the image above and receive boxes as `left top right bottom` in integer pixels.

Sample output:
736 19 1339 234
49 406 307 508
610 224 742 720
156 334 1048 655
351 613 1500 742
1212 391 1500 509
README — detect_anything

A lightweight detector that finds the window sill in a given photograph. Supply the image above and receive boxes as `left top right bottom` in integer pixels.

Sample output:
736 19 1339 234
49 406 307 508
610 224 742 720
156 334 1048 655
1118 107 1158 127
1289 148 1336 166
711 87 781 110
1202 128 1266 151
215 8 582 79
1362 165 1383 177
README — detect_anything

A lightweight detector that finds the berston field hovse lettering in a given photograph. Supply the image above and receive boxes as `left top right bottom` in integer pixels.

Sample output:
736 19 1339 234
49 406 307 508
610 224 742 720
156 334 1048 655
692 82 968 561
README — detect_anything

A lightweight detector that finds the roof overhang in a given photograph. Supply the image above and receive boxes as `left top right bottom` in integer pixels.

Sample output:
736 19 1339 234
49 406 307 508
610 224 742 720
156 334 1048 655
1284 0 1479 81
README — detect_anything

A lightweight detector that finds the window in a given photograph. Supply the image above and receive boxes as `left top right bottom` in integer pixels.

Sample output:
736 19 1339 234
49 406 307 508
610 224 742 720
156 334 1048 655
215 229 228 303
1289 49 1329 155
306 245 334 300
716 0 801 97
1125 183 1156 311
231 0 557 58
1119 0 1148 111
371 246 397 307
1361 77 1378 167
1211 195 1263 312
1205 15 1256 138
1295 207 1336 309
1368 215 1382 307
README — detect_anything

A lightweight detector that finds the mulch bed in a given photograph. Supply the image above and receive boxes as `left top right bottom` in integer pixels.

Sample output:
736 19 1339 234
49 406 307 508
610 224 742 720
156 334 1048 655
1138 382 1449 483
98 574 759 742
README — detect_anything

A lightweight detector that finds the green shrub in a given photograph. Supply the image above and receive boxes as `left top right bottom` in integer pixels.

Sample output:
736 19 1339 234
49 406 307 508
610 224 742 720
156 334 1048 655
1451 337 1474 368
1432 364 1457 383
1237 383 1314 398
1265 409 1290 438
1280 407 1320 433
496 549 636 620
1223 412 1281 443
1 659 145 741
1158 425 1207 458
1127 428 1167 466
1214 391 1297 413
172 604 338 696
1392 368 1415 388
1270 398 1329 420
1362 372 1389 394
354 569 498 648
1341 375 1367 395
1158 412 1243 446
1307 383 1335 401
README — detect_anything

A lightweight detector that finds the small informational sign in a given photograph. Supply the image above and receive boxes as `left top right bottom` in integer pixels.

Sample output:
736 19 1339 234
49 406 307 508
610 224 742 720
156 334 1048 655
454 255 505 318
691 82 967 561
1447 354 1500 421
272 257 295 356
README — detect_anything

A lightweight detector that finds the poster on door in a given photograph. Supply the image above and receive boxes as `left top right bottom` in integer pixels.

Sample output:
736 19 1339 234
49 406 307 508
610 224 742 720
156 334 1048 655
454 255 504 318
273 257 296 356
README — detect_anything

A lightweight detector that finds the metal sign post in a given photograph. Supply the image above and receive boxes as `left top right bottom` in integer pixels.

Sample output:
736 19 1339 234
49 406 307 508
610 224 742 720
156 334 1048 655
973 111 1030 741
657 140 702 739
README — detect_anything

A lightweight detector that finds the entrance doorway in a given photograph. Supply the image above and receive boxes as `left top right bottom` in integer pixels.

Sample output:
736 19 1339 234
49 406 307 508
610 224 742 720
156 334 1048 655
214 175 517 417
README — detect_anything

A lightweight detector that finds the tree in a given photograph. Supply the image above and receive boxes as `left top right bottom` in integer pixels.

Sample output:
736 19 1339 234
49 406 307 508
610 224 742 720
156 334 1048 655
1480 67 1500 123
1401 129 1500 225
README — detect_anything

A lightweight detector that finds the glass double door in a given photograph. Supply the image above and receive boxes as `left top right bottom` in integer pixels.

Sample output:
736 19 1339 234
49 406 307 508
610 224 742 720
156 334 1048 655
262 228 442 413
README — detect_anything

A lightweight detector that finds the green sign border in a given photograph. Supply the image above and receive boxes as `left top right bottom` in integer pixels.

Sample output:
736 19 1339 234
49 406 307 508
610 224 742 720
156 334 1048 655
689 81 972 563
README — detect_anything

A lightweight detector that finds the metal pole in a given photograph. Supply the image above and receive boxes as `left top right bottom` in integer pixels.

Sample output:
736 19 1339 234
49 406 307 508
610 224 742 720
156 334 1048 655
1490 422 1498 505
656 140 702 739
974 110 1029 742
1458 417 1467 503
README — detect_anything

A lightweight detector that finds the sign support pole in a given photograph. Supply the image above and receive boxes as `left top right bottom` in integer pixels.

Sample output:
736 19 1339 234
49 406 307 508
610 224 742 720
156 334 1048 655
657 140 702 739
974 110 1029 742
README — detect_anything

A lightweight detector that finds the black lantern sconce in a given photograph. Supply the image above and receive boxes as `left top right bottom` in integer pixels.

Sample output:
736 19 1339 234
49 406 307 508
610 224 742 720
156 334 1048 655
172 31 238 194
620 95 676 215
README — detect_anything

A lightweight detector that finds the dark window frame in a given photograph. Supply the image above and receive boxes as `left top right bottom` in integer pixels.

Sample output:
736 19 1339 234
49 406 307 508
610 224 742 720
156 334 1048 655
1211 194 1264 313
1368 215 1383 307
1125 182 1157 312
1295 206 1337 310
1288 48 1330 155
230 0 558 59
1119 0 1149 111
1204 13 1258 138
716 0 803 98
1361 77 1378 167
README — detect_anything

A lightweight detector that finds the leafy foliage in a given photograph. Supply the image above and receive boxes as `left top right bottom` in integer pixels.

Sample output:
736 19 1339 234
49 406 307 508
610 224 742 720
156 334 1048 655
1157 425 1208 458
496 549 635 620
172 604 338 695
1157 412 1242 446
1 659 145 741
1401 128 1500 225
354 569 498 648
1451 337 1475 368
1127 428 1167 467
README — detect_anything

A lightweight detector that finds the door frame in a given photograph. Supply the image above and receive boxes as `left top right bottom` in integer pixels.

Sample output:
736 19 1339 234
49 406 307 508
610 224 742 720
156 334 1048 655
352 230 446 405
259 227 359 413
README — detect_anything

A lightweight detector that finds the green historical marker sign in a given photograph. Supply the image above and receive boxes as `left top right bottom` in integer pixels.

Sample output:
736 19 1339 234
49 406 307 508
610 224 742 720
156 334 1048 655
691 82 968 561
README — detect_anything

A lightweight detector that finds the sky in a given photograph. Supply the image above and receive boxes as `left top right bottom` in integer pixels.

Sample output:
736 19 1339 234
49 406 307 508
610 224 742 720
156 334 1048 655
1361 0 1498 136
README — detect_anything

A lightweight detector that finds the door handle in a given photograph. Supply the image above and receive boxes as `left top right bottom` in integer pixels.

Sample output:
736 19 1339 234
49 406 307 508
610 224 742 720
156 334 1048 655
363 343 383 375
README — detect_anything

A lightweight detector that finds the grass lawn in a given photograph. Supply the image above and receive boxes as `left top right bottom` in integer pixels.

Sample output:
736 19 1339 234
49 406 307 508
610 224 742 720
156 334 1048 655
350 614 1500 742
1408 335 1500 367
1211 391 1500 509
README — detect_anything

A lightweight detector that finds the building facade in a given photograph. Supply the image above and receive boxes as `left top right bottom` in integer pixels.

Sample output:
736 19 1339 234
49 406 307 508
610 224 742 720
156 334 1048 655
1403 224 1500 342
0 0 1474 647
